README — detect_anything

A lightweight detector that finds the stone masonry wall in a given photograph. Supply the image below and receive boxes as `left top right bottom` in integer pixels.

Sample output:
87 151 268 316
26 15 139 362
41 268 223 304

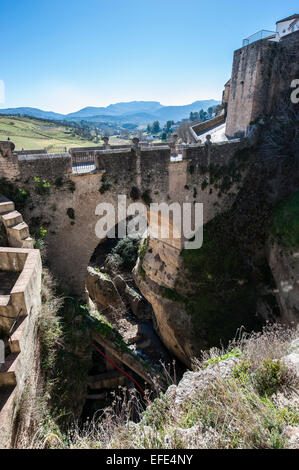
226 30 299 138
183 138 250 166
18 153 72 181
0 141 20 180
226 39 277 137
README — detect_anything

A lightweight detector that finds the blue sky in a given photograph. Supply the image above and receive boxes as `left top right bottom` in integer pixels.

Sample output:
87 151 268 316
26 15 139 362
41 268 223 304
0 0 297 113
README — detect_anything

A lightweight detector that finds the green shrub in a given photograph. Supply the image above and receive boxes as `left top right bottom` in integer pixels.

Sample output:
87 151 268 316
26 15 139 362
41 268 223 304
138 237 148 260
34 226 47 250
205 348 243 367
142 393 170 433
34 177 51 195
0 177 29 208
271 191 299 249
253 359 292 397
99 175 111 194
107 237 140 271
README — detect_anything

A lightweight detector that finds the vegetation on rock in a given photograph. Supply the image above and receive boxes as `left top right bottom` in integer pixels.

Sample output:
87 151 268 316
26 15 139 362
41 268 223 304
271 191 299 249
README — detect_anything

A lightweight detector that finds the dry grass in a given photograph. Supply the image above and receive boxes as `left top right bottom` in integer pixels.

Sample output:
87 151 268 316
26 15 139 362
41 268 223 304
196 322 298 370
29 323 298 450
38 269 64 371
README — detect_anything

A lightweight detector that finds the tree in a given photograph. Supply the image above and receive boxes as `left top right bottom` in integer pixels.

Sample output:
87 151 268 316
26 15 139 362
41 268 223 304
208 106 216 117
152 120 160 134
166 120 174 131
199 109 208 121
190 112 199 122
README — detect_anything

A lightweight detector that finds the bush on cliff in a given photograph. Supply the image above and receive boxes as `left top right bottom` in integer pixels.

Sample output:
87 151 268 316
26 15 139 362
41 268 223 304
178 214 265 347
106 237 140 272
271 190 299 249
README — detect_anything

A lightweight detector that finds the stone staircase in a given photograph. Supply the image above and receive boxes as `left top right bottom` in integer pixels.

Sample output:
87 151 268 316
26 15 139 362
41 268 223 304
0 314 28 445
0 316 27 387
0 197 40 444
0 196 34 249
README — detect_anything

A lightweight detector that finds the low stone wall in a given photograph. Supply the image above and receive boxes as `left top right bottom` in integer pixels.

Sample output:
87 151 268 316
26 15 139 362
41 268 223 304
0 248 41 331
0 248 42 449
182 138 251 167
18 153 72 181
15 149 47 155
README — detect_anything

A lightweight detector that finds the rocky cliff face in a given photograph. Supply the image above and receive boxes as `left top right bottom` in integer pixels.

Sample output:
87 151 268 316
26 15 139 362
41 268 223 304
267 191 299 325
133 237 194 365
268 241 299 324
134 134 299 366
134 215 264 367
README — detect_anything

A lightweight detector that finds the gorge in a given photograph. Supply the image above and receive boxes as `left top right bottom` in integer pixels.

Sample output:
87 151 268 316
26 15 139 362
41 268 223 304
0 25 298 450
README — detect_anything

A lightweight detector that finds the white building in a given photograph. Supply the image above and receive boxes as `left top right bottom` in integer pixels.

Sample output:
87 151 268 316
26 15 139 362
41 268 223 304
275 14 299 40
242 14 298 46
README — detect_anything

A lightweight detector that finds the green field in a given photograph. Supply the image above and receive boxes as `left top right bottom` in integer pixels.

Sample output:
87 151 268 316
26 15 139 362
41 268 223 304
0 115 129 151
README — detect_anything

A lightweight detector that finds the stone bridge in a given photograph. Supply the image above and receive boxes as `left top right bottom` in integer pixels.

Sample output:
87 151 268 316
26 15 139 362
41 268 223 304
0 135 256 294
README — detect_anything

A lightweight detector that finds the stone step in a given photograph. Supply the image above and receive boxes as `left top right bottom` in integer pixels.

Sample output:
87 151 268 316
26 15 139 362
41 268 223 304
88 370 126 389
7 222 30 246
0 295 11 308
9 316 27 354
0 353 19 387
1 211 23 228
0 296 15 319
0 196 14 215
22 237 34 249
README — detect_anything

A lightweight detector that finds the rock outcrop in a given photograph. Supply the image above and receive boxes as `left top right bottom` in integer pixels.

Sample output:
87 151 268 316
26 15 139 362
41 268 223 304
86 267 123 308
134 237 195 366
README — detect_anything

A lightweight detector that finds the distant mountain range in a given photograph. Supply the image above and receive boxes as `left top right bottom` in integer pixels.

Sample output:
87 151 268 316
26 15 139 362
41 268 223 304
0 100 220 125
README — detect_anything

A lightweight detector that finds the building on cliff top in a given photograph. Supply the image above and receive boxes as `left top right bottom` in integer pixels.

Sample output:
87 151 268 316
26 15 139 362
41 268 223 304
190 14 298 143
242 13 299 46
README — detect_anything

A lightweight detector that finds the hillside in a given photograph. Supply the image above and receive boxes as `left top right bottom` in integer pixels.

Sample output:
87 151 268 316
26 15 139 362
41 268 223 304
0 115 102 151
